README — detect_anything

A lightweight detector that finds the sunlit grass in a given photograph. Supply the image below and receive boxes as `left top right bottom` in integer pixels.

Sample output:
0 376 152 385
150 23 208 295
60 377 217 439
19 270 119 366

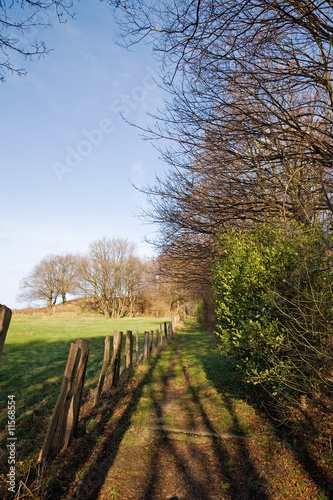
0 312 166 473
176 321 327 499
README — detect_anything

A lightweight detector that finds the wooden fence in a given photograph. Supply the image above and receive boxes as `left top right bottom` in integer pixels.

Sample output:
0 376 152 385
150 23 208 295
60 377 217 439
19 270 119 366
38 320 175 463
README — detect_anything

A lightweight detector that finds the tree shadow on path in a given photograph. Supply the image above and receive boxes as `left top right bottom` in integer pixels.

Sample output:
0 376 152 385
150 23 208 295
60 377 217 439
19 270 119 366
140 335 269 500
195 326 333 499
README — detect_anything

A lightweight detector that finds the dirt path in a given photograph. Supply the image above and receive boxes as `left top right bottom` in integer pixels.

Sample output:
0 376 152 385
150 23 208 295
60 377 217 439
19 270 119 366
91 333 265 500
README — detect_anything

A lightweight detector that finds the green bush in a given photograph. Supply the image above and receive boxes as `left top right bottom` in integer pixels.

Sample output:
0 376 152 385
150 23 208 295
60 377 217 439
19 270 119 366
212 221 333 399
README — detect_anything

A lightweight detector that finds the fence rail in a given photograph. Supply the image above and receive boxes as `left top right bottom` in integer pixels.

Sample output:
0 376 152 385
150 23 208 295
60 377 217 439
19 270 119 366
38 319 176 463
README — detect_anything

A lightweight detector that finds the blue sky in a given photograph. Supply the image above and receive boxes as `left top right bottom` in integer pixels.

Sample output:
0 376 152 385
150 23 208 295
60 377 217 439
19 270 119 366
0 2 166 309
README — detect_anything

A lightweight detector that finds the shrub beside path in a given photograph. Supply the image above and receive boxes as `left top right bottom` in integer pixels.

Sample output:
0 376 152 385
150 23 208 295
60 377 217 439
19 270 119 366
68 322 328 500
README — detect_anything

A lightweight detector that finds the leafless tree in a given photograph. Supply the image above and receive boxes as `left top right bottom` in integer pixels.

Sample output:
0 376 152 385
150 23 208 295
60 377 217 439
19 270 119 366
140 253 200 318
78 236 145 317
109 0 333 288
53 253 79 302
17 253 79 306
0 1 77 82
121 254 145 317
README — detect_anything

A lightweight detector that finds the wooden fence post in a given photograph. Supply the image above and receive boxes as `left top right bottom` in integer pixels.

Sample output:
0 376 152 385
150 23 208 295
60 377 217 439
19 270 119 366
38 342 80 462
125 330 133 372
108 331 123 389
155 328 159 350
0 304 12 363
66 338 90 442
38 338 90 462
136 326 139 365
143 331 149 360
164 322 168 341
149 330 154 355
94 336 111 407
160 323 163 346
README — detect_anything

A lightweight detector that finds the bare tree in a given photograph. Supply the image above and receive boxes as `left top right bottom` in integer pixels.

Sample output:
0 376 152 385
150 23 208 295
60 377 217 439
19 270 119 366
119 254 145 318
140 254 199 318
53 253 79 303
78 237 114 316
17 253 79 306
78 236 145 317
109 0 333 287
0 1 76 82
111 238 139 317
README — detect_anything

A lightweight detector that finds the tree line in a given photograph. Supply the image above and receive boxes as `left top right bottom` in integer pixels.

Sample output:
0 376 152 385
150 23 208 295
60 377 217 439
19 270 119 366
17 236 185 319
110 0 333 275
108 1 333 406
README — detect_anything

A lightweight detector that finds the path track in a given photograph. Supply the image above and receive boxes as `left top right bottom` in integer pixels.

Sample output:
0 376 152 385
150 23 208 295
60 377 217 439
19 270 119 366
94 331 265 500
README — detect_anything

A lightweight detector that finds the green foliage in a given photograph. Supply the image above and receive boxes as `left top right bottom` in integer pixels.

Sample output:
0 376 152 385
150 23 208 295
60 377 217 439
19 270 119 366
213 221 333 398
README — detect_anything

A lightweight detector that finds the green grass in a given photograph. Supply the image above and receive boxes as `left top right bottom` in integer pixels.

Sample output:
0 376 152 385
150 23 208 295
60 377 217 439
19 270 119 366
173 321 329 499
129 338 177 427
0 312 166 473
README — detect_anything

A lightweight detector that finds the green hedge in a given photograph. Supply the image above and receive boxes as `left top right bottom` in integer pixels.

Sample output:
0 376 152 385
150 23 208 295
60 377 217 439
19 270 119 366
212 221 333 399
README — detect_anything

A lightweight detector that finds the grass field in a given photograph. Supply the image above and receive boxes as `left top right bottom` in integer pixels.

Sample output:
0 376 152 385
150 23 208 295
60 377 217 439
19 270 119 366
0 312 167 476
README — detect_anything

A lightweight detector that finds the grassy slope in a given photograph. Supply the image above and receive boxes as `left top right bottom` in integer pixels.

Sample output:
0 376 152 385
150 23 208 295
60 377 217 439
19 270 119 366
0 313 165 479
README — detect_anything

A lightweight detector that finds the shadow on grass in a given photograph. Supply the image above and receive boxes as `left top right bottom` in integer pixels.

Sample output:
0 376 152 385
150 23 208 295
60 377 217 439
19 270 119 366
136 335 269 500
0 336 112 483
40 351 165 499
140 340 220 500
189 324 333 498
